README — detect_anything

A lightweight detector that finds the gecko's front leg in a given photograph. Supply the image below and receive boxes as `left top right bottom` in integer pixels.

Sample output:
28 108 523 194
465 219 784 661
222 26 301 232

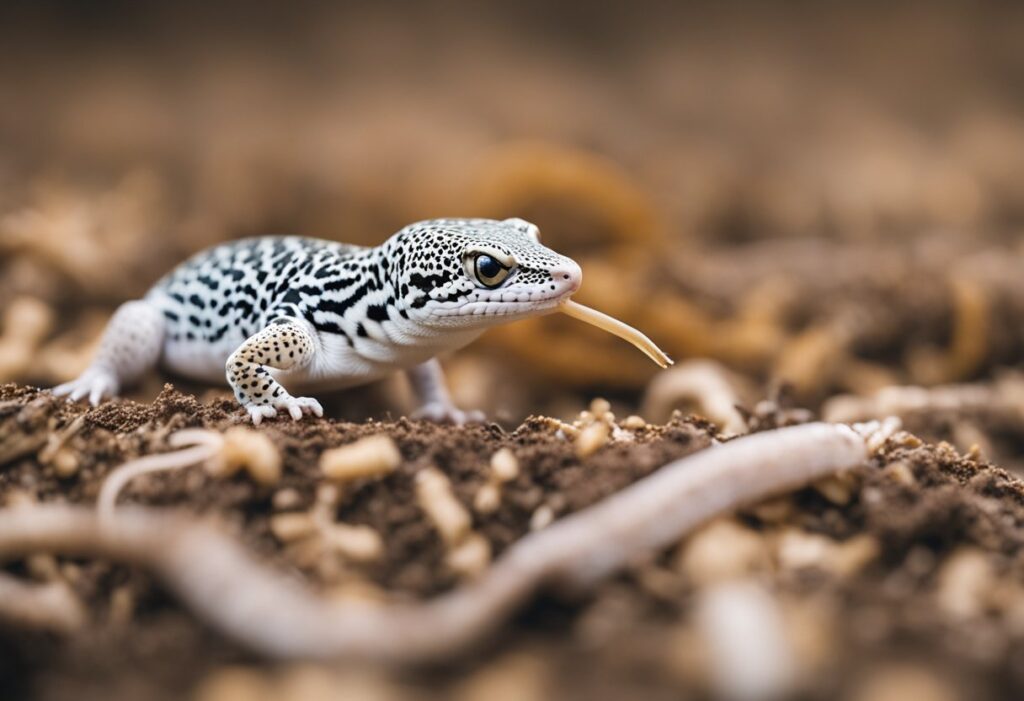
226 317 324 425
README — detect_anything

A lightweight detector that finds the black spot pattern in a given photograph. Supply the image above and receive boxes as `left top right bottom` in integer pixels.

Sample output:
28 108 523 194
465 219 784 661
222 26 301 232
147 236 366 349
226 320 314 406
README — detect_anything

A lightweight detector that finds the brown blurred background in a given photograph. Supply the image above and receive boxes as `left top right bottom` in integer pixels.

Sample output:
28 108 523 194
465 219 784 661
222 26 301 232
7 6 1024 700
4 0 1024 428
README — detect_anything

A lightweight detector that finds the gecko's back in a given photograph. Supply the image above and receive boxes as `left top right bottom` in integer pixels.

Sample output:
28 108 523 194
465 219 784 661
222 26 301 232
146 236 366 382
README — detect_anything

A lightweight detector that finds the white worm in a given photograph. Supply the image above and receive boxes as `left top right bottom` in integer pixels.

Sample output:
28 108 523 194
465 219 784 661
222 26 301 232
559 299 673 368
641 359 747 434
0 422 867 664
97 430 223 524
696 580 797 701
0 570 85 633
822 382 1006 424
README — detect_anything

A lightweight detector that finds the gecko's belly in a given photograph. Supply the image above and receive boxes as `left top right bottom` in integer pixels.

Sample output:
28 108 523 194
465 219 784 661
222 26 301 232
159 336 400 391
160 337 242 385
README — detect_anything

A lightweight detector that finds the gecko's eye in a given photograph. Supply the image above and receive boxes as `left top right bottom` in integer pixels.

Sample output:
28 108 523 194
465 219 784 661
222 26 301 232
472 254 512 288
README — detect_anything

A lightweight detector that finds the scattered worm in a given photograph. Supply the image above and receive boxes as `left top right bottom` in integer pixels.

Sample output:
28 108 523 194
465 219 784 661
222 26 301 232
97 430 223 524
205 427 282 485
823 381 1014 424
0 297 56 382
416 467 472 546
574 421 609 458
696 580 797 701
0 570 85 633
98 427 287 522
641 359 747 434
473 448 520 514
0 422 869 664
320 435 402 483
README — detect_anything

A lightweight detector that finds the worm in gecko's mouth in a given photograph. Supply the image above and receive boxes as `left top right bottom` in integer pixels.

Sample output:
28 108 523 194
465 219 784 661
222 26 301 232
557 299 673 368
430 296 672 369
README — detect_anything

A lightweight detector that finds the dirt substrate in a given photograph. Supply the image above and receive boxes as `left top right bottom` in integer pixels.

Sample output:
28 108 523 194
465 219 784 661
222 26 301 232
2 383 1024 701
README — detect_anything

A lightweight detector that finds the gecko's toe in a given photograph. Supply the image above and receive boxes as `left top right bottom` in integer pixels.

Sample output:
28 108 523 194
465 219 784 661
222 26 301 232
258 396 322 423
247 404 277 425
282 396 323 421
53 369 119 406
88 376 115 406
300 398 324 418
53 385 76 401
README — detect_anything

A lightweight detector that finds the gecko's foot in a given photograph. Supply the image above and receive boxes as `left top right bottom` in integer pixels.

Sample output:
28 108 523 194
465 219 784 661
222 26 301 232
412 401 486 425
52 368 120 406
244 396 324 426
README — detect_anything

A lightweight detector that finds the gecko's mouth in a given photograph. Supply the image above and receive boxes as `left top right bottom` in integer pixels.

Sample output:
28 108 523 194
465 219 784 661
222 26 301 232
430 294 568 318
428 284 576 319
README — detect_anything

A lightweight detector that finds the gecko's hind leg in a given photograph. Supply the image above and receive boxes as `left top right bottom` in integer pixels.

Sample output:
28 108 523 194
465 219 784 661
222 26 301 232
53 300 165 405
407 359 485 425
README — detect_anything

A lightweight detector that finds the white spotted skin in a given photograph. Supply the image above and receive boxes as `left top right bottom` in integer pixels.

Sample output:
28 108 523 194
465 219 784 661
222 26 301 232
224 318 324 425
148 288 246 383
53 218 583 423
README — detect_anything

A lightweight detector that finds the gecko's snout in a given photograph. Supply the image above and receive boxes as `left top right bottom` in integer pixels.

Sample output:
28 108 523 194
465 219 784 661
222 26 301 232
551 261 583 295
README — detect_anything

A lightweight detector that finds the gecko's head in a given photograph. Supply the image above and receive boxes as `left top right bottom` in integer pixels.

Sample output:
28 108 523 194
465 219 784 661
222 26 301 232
393 218 582 329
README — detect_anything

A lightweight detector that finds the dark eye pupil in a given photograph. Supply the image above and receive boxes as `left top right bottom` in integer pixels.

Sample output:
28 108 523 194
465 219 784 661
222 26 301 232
477 255 502 279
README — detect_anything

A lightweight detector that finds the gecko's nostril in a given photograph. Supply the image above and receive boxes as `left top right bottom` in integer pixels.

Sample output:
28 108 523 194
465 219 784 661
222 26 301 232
551 262 583 293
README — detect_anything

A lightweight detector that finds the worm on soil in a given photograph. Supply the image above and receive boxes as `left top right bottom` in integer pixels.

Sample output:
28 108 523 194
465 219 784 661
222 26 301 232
205 427 282 486
0 297 56 382
97 429 223 524
0 422 868 664
320 435 402 483
98 427 287 522
774 322 851 399
490 448 519 483
574 421 610 458
473 448 520 514
821 376 1024 425
910 275 989 385
0 571 85 633
696 580 797 701
416 467 472 547
641 359 748 434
